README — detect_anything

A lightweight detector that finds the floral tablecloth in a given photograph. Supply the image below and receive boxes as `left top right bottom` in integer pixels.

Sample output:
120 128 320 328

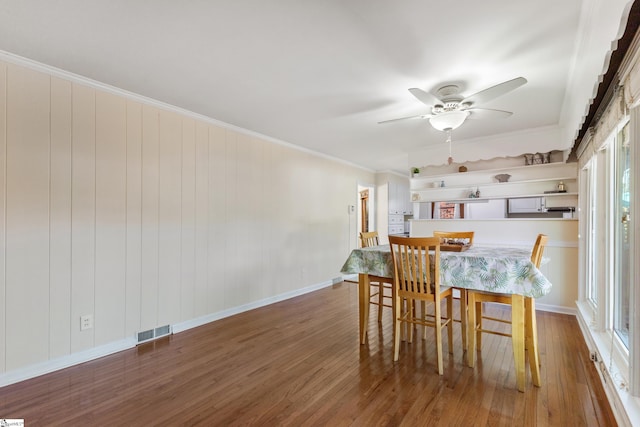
340 244 552 298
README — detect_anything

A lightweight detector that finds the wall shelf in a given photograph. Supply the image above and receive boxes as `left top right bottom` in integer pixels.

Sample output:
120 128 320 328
416 192 578 204
411 162 578 204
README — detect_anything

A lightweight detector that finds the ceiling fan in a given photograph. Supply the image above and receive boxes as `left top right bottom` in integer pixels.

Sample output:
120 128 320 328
379 77 527 130
379 77 527 164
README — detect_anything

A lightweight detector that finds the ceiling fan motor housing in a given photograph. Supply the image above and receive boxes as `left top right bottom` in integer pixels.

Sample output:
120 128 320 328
432 85 466 113
432 101 464 114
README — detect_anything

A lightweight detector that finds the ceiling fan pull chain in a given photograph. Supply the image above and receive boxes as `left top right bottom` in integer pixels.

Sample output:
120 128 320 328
447 129 453 165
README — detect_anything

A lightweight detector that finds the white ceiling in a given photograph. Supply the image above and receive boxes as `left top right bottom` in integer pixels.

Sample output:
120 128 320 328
0 1 634 174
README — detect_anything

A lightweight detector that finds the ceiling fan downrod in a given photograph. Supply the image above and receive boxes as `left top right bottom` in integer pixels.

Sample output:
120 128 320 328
446 129 453 165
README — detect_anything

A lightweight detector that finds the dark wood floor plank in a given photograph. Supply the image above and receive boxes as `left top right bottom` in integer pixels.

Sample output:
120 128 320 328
0 282 617 426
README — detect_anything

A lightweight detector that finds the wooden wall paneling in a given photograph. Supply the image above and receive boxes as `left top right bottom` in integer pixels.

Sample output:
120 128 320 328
319 159 338 282
140 105 160 331
299 153 315 286
49 76 72 359
324 161 345 282
5 65 51 369
208 125 226 312
266 143 281 296
94 91 127 345
193 121 209 318
157 110 182 326
223 130 239 307
71 83 96 353
276 146 291 291
260 142 276 298
270 144 288 294
292 151 307 289
125 100 142 337
234 132 252 305
249 136 266 299
0 58 382 381
0 61 6 373
303 155 321 283
180 118 196 321
331 163 354 273
281 149 302 292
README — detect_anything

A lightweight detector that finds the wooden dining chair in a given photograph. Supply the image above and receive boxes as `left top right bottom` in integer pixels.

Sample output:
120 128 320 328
359 231 394 322
466 233 548 392
433 230 475 351
389 236 454 375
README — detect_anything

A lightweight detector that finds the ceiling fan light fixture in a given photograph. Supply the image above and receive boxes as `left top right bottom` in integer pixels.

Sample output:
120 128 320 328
429 110 469 131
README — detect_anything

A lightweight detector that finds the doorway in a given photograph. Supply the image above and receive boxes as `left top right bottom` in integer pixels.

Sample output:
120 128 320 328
357 183 375 247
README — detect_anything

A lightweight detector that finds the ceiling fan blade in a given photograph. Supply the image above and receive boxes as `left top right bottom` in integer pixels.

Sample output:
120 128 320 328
466 108 513 119
378 113 432 124
408 88 443 106
462 77 527 106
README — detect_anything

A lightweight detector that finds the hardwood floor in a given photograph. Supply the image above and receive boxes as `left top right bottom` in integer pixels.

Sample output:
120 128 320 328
0 282 616 426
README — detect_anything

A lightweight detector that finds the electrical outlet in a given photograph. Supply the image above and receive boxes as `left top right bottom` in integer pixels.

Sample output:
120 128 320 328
80 314 93 331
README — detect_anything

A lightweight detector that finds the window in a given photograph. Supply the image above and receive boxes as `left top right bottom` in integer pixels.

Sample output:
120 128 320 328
582 159 598 307
576 94 640 421
579 117 632 382
613 123 630 349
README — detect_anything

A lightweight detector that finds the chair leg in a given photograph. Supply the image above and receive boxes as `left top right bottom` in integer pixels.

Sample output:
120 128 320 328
391 284 397 342
434 295 444 375
377 283 384 322
359 274 370 344
447 295 453 354
407 299 414 343
475 301 483 350
421 300 427 340
459 289 467 352
511 294 526 392
525 297 541 387
467 291 476 367
393 294 402 362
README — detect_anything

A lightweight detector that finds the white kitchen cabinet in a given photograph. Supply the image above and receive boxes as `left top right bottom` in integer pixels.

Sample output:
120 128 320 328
383 181 411 236
388 182 412 215
388 213 404 234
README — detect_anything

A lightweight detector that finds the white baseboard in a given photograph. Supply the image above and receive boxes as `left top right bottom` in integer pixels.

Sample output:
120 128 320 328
0 338 136 387
535 302 576 315
172 279 334 333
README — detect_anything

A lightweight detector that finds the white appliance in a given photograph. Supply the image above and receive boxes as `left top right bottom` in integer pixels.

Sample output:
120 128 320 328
466 199 507 219
508 197 546 213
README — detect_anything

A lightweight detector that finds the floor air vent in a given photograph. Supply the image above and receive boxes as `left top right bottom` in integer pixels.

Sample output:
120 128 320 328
136 324 172 344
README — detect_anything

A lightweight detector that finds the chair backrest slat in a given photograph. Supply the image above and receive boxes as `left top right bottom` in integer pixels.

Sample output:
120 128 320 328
389 236 440 297
360 231 380 248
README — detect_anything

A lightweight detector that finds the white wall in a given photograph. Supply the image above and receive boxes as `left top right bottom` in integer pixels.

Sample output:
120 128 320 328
0 59 374 381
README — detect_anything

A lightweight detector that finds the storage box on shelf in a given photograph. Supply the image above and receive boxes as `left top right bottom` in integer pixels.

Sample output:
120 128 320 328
410 162 578 203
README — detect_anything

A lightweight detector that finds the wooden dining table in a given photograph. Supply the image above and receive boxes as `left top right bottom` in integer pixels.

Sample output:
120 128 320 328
340 243 553 390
